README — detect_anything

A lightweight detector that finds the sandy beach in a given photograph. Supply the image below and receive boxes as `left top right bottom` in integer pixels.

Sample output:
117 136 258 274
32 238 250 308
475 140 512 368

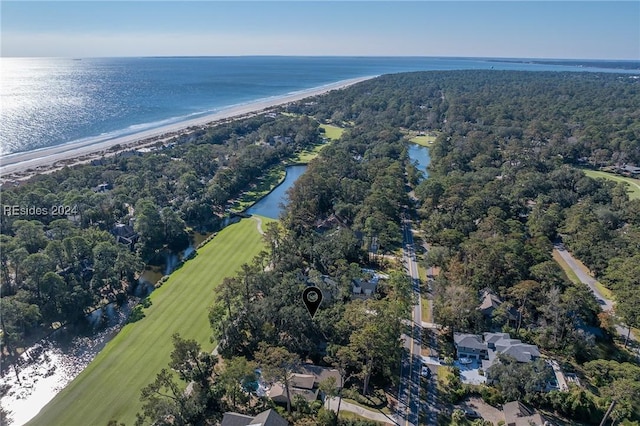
0 75 375 182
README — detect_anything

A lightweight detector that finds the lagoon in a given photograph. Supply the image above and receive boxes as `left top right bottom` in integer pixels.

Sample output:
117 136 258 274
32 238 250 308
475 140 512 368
247 165 308 219
408 143 431 179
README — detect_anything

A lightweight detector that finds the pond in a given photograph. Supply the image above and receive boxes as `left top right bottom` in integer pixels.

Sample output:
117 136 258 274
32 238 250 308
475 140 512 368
0 301 134 425
408 143 430 179
246 164 308 219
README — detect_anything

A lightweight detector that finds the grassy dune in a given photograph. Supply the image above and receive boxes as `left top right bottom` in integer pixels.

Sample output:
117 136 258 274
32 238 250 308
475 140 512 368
582 169 640 200
29 217 271 426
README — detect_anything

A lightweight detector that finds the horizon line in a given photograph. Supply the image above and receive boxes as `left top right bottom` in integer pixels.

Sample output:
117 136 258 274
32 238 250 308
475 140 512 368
2 54 639 62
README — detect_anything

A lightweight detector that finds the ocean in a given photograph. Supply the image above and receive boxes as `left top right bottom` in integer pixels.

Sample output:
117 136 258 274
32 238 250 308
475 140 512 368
1 56 637 156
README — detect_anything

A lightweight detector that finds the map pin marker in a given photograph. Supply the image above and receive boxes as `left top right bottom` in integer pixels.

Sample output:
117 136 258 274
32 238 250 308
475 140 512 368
302 286 323 319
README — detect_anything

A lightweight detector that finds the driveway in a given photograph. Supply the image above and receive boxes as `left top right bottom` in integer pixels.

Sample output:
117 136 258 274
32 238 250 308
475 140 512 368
453 360 486 385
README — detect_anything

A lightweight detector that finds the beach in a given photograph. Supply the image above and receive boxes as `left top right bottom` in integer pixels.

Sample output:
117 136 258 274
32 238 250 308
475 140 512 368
0 75 374 183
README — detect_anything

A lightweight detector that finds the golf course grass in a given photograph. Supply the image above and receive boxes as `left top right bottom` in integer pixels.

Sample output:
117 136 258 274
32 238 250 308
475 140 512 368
28 217 271 426
290 124 344 164
582 169 640 200
409 131 439 147
319 123 344 141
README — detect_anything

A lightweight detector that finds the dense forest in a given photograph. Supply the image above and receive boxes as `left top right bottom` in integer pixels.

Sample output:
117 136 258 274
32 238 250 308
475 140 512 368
0 114 322 353
2 70 640 425
206 71 639 424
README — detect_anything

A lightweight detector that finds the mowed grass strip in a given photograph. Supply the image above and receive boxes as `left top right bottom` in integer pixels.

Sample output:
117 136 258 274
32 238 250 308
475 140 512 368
582 169 640 200
409 132 439 147
29 217 271 426
290 124 344 164
319 123 344 141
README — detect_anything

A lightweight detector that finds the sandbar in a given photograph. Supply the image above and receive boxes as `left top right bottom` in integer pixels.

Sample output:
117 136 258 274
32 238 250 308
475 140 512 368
0 76 375 182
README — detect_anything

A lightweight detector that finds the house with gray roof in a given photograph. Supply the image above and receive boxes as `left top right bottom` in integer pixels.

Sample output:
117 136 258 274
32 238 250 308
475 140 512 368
453 332 540 369
221 409 288 426
502 401 550 426
453 333 489 360
266 364 343 405
478 289 519 326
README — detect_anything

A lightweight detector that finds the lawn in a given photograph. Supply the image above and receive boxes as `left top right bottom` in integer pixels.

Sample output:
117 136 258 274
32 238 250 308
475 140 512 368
290 142 329 164
409 132 439 147
319 123 345 140
28 217 271 426
289 124 344 164
338 411 385 424
582 169 640 200
421 297 432 323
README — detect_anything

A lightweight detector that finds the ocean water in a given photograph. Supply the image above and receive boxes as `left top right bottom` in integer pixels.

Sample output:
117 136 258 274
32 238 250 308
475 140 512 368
0 56 636 156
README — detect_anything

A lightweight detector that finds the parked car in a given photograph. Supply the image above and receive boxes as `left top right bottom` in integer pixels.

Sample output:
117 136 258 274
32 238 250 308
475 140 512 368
421 366 431 378
463 408 481 419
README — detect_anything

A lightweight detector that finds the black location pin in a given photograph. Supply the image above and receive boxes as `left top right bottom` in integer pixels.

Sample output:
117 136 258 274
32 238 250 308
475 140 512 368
302 286 323 318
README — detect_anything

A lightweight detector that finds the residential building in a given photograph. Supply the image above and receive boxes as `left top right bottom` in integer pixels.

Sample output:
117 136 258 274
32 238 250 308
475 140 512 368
453 332 540 370
502 401 550 426
266 364 343 405
620 164 640 176
478 289 519 326
221 409 288 426
352 269 388 298
453 333 488 360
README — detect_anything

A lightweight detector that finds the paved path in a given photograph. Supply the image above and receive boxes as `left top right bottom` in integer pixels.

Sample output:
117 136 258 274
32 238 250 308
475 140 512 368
554 243 637 345
325 397 397 424
252 215 264 235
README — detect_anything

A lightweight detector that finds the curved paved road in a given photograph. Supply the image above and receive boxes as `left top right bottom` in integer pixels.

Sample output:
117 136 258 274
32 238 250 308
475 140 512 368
554 243 637 345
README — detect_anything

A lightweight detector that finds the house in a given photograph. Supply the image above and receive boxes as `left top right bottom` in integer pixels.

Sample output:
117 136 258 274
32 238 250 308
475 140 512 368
453 333 489 360
266 364 342 405
93 182 112 192
453 332 540 370
111 223 139 250
268 374 318 404
352 278 377 297
620 164 640 176
478 289 519 325
484 332 540 363
352 269 388 298
221 409 288 426
502 401 550 426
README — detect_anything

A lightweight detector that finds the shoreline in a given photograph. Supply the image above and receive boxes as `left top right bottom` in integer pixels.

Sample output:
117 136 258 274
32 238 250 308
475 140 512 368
0 75 375 183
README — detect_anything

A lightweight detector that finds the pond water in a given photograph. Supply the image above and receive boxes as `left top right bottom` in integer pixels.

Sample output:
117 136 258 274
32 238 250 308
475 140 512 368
0 301 135 425
246 165 308 219
408 144 431 179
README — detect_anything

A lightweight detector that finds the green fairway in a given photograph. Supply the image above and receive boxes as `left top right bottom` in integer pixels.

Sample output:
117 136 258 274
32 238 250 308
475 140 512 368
29 217 271 426
289 124 343 164
582 169 640 200
409 132 438 147
319 123 344 140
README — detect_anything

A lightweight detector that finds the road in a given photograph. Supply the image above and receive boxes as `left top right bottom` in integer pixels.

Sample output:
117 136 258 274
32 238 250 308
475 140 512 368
396 217 431 426
554 243 637 346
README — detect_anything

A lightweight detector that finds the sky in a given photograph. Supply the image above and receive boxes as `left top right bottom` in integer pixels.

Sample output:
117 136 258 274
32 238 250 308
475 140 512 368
1 1 639 59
